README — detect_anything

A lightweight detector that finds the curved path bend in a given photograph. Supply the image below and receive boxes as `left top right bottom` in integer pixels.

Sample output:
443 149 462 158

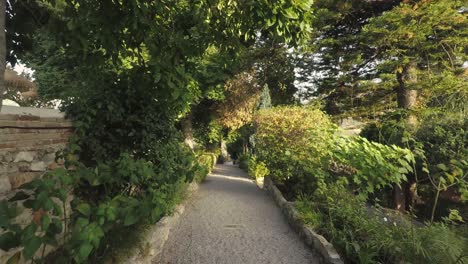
157 164 318 264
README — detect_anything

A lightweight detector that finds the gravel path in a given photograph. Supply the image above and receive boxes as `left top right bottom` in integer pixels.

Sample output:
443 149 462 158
158 164 318 264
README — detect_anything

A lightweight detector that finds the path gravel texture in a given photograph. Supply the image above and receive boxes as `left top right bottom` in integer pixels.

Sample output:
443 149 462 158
158 164 318 264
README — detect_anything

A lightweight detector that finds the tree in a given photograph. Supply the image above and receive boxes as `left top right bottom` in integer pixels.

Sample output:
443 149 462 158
10 0 314 163
0 0 5 110
362 0 467 210
299 0 467 211
216 70 261 130
295 0 401 116
258 84 272 109
255 41 298 105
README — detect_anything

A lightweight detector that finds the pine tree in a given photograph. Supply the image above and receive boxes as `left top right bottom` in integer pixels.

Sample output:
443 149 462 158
258 84 272 110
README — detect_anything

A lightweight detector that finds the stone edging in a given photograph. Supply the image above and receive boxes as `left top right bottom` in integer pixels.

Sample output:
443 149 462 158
116 182 199 264
264 177 344 264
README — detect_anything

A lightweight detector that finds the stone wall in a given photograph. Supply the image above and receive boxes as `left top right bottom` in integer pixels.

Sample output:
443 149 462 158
0 106 73 262
0 106 73 195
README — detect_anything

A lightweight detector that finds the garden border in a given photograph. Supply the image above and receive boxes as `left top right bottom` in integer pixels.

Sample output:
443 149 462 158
114 181 199 264
263 177 344 264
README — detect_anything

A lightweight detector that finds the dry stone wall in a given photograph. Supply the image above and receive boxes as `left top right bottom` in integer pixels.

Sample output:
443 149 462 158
0 106 73 262
0 107 73 195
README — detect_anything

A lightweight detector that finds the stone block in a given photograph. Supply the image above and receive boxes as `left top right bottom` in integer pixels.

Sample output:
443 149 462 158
43 153 56 164
1 151 13 162
0 175 12 193
0 164 6 174
9 172 41 189
14 151 35 162
18 162 30 172
47 162 62 170
30 161 47 172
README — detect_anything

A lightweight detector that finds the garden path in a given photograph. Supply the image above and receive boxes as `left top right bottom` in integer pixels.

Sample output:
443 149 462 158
157 164 318 264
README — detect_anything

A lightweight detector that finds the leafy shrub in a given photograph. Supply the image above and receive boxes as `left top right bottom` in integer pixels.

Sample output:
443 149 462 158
254 106 413 196
332 137 414 195
415 114 467 185
236 152 269 179
254 106 336 193
297 185 468 264
360 111 467 220
193 153 217 183
247 157 270 179
238 153 252 171
0 145 194 263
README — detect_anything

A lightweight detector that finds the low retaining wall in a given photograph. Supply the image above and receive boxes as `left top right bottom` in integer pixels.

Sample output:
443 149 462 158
111 182 200 263
264 177 344 264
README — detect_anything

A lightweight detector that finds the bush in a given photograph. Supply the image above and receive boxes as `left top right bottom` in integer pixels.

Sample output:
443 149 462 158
415 113 467 181
254 106 336 193
360 111 467 219
193 152 217 183
254 106 413 196
297 185 468 264
332 137 414 195
0 142 196 263
247 157 270 179
238 153 252 171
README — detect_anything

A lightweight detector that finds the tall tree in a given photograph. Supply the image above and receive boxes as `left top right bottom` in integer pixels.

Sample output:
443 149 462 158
11 0 314 162
298 0 467 211
296 0 401 115
362 0 467 210
255 41 298 105
0 0 6 110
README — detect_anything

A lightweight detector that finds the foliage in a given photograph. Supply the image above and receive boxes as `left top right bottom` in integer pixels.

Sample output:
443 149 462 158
235 152 269 179
0 149 194 263
216 70 261 130
254 106 336 193
415 113 467 182
294 0 399 114
247 158 270 180
194 152 217 183
254 41 298 105
361 110 467 221
257 84 272 110
253 106 414 197
332 137 414 196
237 153 252 172
297 0 467 117
297 185 468 264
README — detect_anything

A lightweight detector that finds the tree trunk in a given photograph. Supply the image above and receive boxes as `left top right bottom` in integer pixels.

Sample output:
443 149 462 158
0 0 6 111
181 112 196 150
394 62 418 212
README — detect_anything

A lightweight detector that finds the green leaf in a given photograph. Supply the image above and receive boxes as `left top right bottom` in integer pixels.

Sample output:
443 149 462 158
8 191 30 202
0 232 21 251
0 200 18 227
56 189 68 202
75 217 89 228
23 236 43 259
437 163 448 171
47 218 63 236
21 223 37 241
76 203 91 217
41 214 51 231
78 243 93 260
123 212 138 226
